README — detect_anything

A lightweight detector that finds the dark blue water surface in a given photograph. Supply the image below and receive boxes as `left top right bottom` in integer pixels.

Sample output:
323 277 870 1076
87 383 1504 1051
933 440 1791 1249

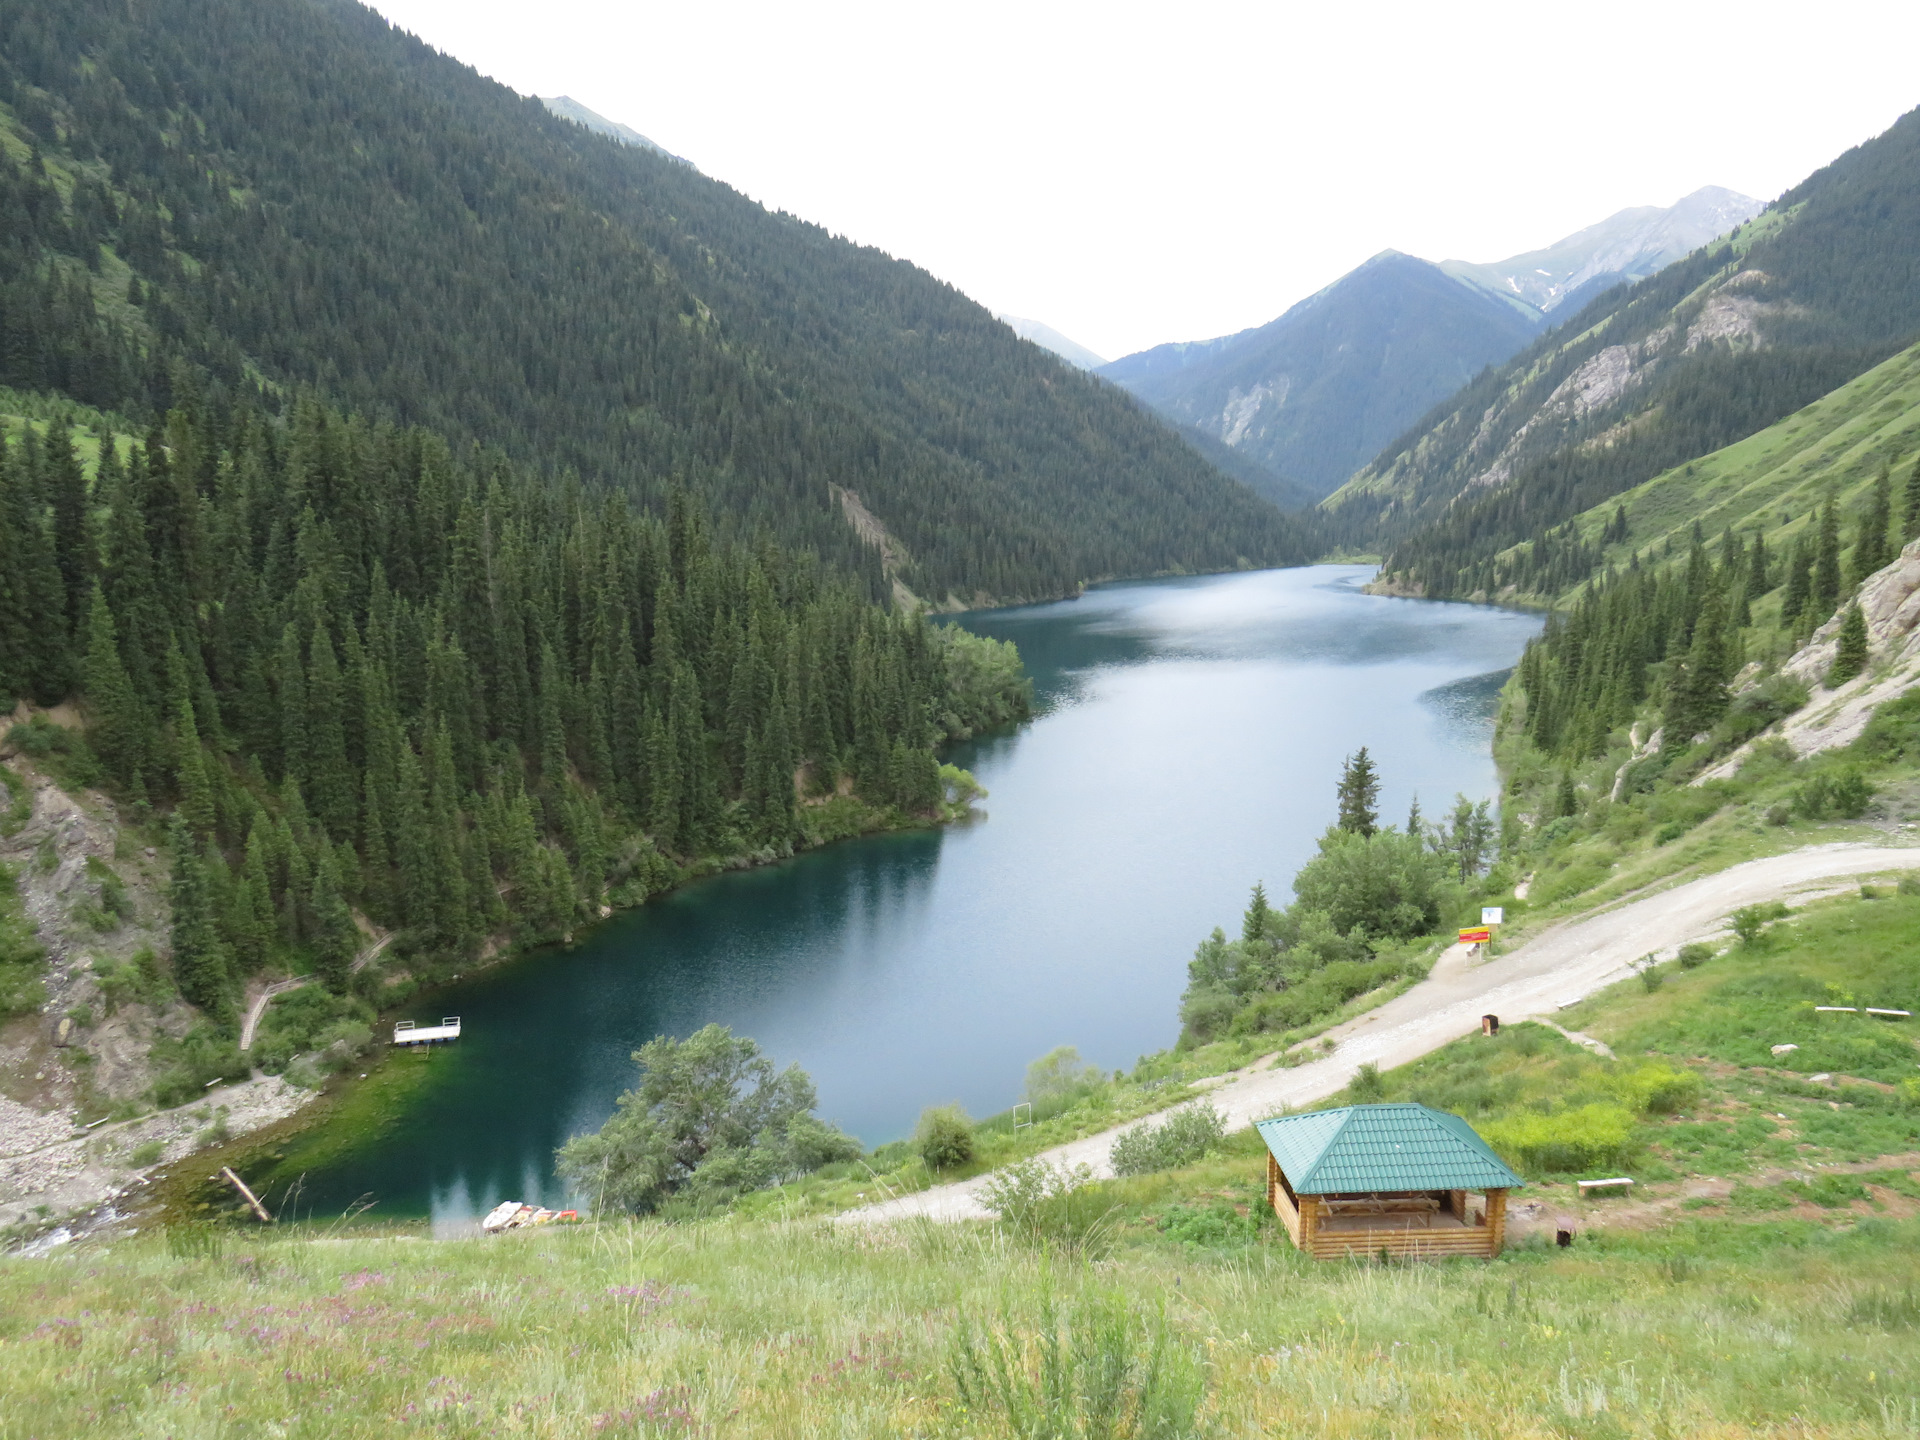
293 566 1539 1226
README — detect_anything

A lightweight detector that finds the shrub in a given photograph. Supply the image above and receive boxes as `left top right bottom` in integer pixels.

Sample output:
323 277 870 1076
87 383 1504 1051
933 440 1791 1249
915 1104 976 1173
0 862 46 1018
978 1157 1116 1253
1717 675 1809 748
1795 767 1875 820
1479 1102 1636 1175
949 1292 1207 1438
1024 1046 1103 1119
1110 1103 1226 1177
128 1139 165 1166
1855 690 1920 763
1292 827 1458 940
4 715 102 787
1676 943 1715 970
1610 1062 1702 1115
149 1025 248 1108
1348 1062 1386 1102
1157 1201 1263 1248
1729 901 1788 947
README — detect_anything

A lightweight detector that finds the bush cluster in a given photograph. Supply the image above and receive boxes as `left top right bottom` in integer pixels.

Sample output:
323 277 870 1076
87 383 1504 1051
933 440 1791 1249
914 1105 976 1173
1110 1104 1227 1178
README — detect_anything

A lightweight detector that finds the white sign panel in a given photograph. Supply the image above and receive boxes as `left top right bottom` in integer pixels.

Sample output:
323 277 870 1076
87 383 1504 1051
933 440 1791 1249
1481 907 1504 926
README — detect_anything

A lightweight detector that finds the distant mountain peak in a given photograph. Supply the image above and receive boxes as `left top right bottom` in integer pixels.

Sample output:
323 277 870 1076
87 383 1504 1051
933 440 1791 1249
1441 186 1763 314
540 95 689 166
1099 253 1545 496
996 315 1109 370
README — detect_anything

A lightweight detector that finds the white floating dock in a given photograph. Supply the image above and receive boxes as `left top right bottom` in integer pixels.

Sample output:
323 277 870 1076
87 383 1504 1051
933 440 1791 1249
394 1017 462 1046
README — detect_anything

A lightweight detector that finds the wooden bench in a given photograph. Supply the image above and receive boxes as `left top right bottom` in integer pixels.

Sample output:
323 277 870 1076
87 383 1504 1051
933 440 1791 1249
1577 1177 1633 1194
1322 1196 1442 1227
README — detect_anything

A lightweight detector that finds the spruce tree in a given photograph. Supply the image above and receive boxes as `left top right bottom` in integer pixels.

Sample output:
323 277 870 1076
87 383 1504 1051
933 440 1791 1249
166 642 217 837
1850 465 1895 587
1905 455 1920 542
44 422 89 643
82 586 143 787
1746 532 1770 597
1669 593 1732 741
1813 499 1842 618
306 620 355 840
1782 538 1812 625
1335 748 1380 838
309 841 358 993
167 819 233 1026
1555 772 1577 821
1826 604 1869 687
1242 883 1271 944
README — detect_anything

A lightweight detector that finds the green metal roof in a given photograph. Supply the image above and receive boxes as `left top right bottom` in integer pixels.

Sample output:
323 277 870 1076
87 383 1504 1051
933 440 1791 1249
1255 1103 1523 1194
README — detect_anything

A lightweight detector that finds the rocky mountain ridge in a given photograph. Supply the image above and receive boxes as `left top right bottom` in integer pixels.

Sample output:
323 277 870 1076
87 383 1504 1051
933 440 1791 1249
1441 186 1763 315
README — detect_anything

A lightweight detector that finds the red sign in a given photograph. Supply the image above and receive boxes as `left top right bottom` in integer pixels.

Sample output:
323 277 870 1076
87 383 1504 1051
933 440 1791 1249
1458 928 1492 945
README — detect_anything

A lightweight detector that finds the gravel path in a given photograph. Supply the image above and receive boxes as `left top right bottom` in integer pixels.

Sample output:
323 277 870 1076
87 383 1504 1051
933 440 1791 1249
236 933 394 1052
847 841 1920 1223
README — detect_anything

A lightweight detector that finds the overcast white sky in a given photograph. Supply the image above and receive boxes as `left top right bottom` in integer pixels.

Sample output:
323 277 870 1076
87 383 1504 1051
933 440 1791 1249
370 0 1920 362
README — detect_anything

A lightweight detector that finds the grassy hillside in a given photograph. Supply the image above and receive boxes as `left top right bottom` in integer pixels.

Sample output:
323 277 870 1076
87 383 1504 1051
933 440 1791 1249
1503 340 1920 610
0 0 1307 605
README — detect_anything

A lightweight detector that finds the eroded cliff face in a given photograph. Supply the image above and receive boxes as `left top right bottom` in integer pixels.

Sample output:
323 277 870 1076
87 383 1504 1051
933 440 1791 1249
0 748 178 1106
0 746 309 1243
1698 539 1920 783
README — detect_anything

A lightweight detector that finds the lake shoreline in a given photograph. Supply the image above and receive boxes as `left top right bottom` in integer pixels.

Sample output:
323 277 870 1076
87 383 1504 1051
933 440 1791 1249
181 565 1540 1226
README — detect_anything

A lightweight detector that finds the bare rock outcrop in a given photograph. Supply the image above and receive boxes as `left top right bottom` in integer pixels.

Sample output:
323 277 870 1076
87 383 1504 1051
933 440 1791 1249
1698 537 1920 781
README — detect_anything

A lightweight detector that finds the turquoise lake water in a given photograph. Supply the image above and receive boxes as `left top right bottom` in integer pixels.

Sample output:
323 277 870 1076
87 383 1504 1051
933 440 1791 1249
287 565 1540 1225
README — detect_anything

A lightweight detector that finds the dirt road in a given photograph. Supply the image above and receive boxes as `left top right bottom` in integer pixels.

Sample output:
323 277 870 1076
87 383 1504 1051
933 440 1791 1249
849 841 1920 1223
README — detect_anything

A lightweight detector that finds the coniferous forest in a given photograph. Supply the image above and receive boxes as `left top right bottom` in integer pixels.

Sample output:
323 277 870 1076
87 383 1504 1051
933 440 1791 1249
0 389 1031 1040
0 0 1310 605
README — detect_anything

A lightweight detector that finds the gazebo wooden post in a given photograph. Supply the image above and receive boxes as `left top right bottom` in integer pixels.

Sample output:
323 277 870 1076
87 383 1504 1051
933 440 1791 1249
1299 1193 1319 1251
1487 1190 1508 1253
1450 1189 1465 1221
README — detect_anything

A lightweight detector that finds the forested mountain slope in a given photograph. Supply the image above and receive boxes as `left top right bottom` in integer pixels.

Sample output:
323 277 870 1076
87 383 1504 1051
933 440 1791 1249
0 0 1306 605
1101 251 1546 497
0 387 1031 1098
1328 108 1920 600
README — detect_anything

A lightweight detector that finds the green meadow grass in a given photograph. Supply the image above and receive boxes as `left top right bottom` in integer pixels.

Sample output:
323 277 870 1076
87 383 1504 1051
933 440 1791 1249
2 1207 1917 1437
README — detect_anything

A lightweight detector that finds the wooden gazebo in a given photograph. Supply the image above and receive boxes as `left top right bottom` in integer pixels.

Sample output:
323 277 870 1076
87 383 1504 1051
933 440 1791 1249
1257 1103 1522 1259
